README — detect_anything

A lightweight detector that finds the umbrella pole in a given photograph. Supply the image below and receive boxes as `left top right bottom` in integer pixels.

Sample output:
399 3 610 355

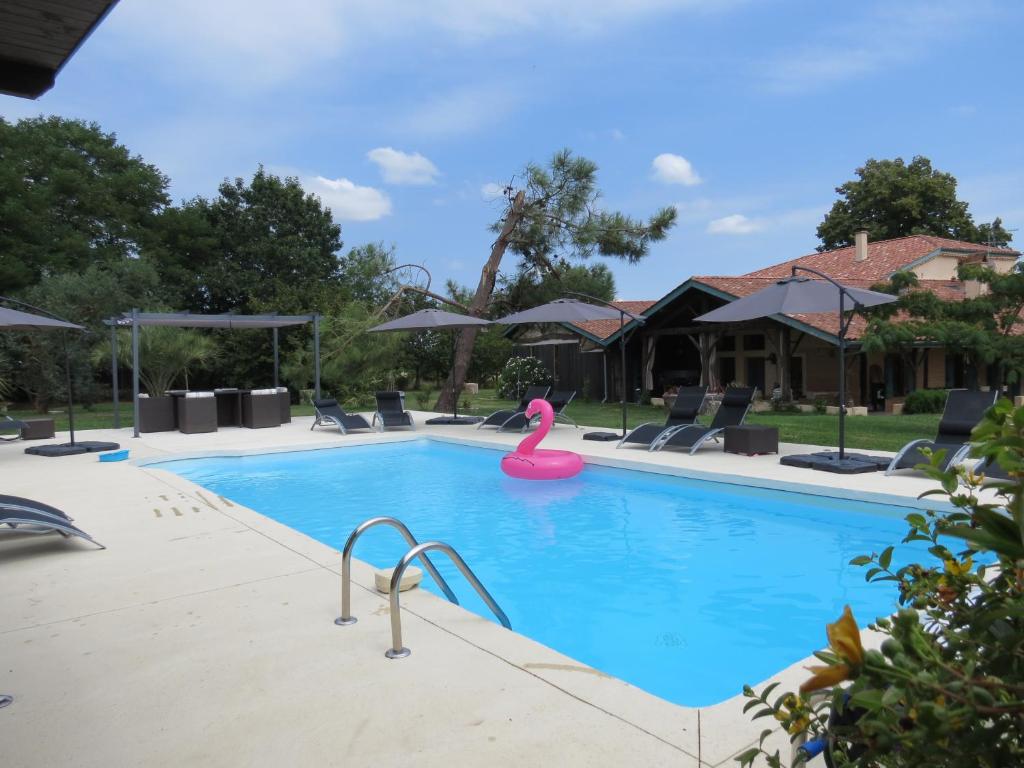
838 292 846 461
450 332 459 420
620 309 628 438
62 331 77 445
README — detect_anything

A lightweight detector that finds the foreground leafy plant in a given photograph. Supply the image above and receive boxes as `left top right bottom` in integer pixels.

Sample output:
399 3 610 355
737 398 1024 767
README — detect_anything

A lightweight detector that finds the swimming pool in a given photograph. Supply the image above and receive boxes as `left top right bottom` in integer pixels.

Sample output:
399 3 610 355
154 439 927 707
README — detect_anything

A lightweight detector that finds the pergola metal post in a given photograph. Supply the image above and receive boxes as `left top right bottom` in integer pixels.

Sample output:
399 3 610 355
131 308 140 439
272 327 280 389
110 318 120 429
313 313 321 400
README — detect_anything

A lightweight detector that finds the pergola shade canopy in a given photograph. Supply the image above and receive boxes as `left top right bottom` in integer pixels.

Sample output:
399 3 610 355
118 310 322 437
115 312 316 329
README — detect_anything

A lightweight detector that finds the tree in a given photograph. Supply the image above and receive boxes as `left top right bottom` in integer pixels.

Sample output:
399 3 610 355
816 156 1002 250
436 149 677 411
151 166 344 316
977 217 1014 249
150 167 346 388
0 116 169 291
3 260 164 410
863 262 1024 388
497 261 616 313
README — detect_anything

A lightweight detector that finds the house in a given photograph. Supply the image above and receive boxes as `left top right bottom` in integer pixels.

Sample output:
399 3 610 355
553 233 1020 408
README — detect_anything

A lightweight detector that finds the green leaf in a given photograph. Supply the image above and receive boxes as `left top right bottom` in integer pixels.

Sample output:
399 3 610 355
849 555 872 566
878 546 894 570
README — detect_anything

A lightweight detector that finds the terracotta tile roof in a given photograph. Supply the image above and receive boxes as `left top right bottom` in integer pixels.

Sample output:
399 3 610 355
569 300 656 340
744 235 1018 281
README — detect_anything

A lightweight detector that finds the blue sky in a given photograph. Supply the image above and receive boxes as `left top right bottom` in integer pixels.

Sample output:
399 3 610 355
2 0 1022 301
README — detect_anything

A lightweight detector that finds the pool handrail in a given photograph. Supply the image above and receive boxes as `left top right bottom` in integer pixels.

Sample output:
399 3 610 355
336 516 458 626
386 541 511 659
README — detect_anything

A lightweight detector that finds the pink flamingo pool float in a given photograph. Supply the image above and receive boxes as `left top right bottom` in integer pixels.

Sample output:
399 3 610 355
500 399 584 480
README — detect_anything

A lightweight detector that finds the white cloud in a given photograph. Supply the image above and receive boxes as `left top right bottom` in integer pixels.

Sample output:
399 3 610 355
610 128 625 141
401 84 522 138
480 182 507 200
652 153 702 186
762 1 990 93
367 147 440 185
303 176 391 221
106 1 737 89
707 214 762 235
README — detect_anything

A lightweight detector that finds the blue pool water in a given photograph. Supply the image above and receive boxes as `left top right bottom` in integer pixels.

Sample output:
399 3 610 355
155 440 926 707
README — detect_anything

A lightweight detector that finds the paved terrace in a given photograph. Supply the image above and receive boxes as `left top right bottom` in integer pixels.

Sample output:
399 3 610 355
0 413 940 767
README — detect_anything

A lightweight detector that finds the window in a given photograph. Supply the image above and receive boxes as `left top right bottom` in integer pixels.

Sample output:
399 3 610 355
743 334 765 351
718 335 736 352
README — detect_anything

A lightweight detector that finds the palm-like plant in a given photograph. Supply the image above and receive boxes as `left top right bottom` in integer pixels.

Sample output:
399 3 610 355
94 327 218 395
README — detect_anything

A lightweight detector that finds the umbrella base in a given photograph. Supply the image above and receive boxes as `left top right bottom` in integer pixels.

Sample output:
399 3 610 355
424 416 484 425
582 431 622 442
25 441 121 457
780 451 889 474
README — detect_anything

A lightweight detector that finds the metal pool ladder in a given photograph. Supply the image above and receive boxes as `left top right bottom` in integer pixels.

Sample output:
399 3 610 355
335 516 511 659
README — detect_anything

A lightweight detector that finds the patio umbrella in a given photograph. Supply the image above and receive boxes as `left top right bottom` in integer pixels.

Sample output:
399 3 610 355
494 298 646 440
0 300 119 457
368 308 491 425
694 268 898 474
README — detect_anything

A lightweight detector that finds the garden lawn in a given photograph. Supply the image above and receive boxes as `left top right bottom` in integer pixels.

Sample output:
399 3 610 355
6 394 941 453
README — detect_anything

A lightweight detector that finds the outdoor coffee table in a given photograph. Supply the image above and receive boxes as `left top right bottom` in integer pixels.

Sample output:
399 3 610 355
724 425 779 456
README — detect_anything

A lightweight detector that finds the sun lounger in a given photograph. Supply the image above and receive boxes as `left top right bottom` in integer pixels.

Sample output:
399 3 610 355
651 386 755 454
0 415 27 442
373 391 415 430
499 389 578 431
478 385 551 429
311 398 373 435
886 389 998 476
0 494 73 521
618 386 707 449
1 504 104 549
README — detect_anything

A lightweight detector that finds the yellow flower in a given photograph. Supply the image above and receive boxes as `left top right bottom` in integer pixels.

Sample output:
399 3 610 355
944 557 973 577
787 716 810 735
800 605 864 694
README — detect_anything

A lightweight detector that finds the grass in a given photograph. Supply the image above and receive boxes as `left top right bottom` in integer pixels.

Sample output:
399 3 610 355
6 391 942 453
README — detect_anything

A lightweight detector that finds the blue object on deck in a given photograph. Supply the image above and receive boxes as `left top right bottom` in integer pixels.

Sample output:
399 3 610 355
797 737 827 760
99 448 129 462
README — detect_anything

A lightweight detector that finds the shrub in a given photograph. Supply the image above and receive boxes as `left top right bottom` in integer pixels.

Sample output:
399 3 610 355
415 389 433 410
903 388 949 414
737 397 1024 768
814 398 828 414
496 357 549 400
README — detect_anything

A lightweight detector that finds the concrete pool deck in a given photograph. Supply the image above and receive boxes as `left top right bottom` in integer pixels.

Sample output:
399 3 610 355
1 413 944 766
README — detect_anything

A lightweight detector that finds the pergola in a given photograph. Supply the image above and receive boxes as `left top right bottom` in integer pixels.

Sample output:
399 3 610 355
107 311 322 438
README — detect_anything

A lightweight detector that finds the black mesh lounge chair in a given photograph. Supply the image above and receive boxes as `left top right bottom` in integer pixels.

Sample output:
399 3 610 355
0 415 27 441
618 386 708 449
373 391 415 431
1 504 104 549
651 386 756 454
311 398 373 435
0 494 72 521
886 389 998 476
499 389 578 432
477 385 551 429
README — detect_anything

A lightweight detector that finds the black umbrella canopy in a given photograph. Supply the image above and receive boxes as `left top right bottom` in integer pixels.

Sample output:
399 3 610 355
0 307 84 331
694 277 896 323
368 308 491 332
494 298 639 325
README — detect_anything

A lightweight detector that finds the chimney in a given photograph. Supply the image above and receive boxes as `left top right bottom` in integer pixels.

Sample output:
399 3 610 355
854 230 869 262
